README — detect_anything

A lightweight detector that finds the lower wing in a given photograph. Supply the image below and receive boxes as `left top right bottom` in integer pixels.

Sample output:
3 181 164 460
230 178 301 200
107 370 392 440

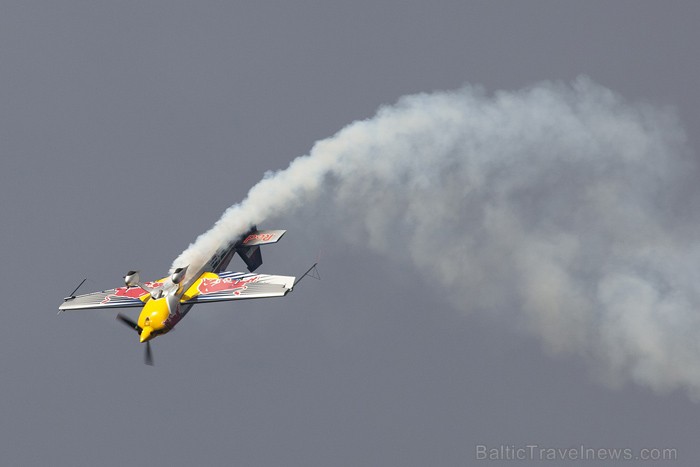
58 271 295 311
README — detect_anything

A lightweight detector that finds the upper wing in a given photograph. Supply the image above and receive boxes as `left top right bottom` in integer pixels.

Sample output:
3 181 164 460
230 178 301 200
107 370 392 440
182 271 295 304
58 283 161 311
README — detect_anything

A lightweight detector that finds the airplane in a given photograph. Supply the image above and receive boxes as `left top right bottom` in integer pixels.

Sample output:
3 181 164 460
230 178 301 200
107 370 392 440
59 226 318 365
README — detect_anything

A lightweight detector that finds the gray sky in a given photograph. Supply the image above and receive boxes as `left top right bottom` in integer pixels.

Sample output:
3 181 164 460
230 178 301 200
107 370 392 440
1 1 699 466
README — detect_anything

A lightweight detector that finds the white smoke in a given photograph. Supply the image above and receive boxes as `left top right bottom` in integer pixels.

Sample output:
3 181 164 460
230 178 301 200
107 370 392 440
173 77 700 398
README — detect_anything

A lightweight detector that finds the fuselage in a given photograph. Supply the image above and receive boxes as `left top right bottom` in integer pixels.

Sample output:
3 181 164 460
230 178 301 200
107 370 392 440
137 299 195 342
136 241 238 342
137 297 170 342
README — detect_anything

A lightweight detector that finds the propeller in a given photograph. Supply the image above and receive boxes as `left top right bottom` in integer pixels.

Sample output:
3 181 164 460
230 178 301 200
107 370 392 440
116 314 155 366
144 341 153 366
116 313 141 332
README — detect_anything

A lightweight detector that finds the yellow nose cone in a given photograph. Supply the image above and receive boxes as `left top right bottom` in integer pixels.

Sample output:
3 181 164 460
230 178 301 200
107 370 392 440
140 326 153 343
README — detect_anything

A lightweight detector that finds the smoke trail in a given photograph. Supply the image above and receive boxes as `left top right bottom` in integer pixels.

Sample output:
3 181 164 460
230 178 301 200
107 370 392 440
173 77 700 398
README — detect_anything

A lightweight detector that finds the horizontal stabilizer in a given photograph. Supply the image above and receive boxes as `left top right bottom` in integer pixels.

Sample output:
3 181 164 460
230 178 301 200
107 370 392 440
239 229 286 246
233 228 286 272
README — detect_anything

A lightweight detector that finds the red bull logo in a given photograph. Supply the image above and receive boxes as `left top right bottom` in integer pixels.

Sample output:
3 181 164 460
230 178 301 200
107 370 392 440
101 282 164 304
198 276 259 295
243 233 275 244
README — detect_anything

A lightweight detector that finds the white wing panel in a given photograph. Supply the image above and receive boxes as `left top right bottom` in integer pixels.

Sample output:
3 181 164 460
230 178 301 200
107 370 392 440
182 271 295 304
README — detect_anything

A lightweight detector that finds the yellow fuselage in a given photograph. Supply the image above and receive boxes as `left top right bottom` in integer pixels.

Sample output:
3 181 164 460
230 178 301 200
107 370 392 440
137 297 170 342
133 272 217 343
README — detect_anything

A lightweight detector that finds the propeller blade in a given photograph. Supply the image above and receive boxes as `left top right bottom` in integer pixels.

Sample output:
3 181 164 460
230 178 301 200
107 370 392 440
144 341 154 366
116 313 141 333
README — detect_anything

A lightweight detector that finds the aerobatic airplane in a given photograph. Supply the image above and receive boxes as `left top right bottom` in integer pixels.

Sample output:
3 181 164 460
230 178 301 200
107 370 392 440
59 227 317 365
